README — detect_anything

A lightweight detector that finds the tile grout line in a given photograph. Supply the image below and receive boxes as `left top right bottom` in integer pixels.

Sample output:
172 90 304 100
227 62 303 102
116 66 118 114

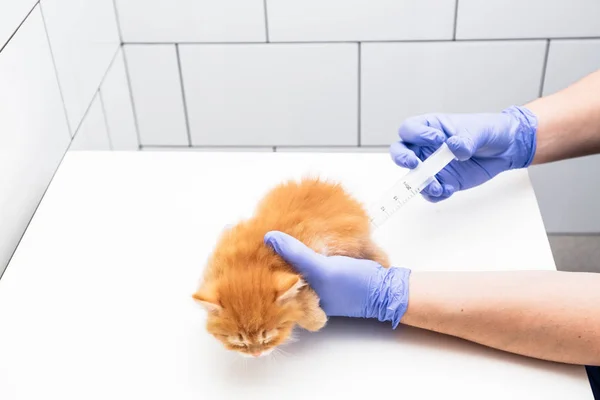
111 0 124 44
70 90 100 143
452 0 459 40
120 36 600 45
141 144 390 149
121 45 143 150
110 0 141 150
263 0 270 43
538 39 551 98
0 0 40 54
175 44 193 147
98 90 114 150
142 145 275 149
71 47 121 136
357 42 361 146
39 1 73 138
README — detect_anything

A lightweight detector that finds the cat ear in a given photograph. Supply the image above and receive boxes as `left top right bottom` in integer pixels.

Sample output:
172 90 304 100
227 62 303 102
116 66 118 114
274 272 306 303
192 285 222 314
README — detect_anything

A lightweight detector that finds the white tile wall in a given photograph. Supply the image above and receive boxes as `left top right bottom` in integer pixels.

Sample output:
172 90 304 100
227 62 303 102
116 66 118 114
116 0 266 43
70 94 111 151
529 155 600 233
268 0 455 42
40 0 120 131
0 7 70 272
125 45 188 146
457 0 600 40
179 44 358 146
361 41 546 145
11 0 594 233
542 39 600 95
99 49 139 150
0 0 37 50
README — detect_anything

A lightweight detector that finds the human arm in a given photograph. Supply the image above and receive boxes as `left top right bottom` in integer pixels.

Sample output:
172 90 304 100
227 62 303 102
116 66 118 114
404 270 600 366
391 68 600 202
526 68 600 164
265 231 600 366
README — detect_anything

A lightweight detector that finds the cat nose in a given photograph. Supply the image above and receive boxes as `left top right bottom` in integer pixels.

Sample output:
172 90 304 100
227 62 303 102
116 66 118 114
251 351 261 357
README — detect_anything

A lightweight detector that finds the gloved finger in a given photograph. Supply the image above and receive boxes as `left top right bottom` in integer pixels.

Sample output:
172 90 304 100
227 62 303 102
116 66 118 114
398 116 446 146
442 183 456 197
446 129 489 161
389 141 419 169
422 193 451 203
421 184 455 203
264 231 325 278
421 180 443 197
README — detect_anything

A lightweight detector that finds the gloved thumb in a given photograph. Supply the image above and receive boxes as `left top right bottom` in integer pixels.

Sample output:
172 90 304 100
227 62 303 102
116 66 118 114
264 231 325 278
446 134 479 161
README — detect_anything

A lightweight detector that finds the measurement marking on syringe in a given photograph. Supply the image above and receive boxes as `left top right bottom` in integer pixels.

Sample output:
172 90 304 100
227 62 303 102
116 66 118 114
368 142 457 229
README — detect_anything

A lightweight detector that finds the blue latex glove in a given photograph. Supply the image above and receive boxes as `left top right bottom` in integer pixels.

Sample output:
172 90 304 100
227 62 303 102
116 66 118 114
264 231 411 329
390 105 538 202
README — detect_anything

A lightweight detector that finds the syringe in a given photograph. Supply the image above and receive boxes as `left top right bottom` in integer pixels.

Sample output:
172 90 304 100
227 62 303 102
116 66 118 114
368 142 457 229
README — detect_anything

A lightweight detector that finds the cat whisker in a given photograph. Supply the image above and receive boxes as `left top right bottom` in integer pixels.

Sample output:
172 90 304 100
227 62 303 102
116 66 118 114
270 346 293 363
225 355 238 369
275 347 292 358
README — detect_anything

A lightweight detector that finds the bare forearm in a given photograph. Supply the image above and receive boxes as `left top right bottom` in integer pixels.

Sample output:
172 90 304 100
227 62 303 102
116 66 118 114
401 270 600 365
526 69 600 164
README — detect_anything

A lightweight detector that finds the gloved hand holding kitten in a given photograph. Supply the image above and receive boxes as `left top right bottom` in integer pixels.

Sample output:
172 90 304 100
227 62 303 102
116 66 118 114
264 231 411 328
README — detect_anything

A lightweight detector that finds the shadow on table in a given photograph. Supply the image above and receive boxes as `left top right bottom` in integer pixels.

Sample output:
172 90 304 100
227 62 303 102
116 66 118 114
218 317 583 386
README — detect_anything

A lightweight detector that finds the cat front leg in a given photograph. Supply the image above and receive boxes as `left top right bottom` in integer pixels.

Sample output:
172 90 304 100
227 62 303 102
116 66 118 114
296 288 327 331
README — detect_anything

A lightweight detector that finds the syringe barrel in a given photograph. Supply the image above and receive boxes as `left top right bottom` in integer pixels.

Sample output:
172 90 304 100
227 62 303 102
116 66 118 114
403 142 456 190
368 142 457 229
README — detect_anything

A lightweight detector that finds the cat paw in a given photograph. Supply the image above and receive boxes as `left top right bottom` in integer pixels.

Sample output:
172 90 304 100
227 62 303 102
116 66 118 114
298 307 328 332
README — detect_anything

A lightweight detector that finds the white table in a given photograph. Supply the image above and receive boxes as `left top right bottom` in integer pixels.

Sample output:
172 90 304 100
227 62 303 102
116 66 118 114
0 152 593 399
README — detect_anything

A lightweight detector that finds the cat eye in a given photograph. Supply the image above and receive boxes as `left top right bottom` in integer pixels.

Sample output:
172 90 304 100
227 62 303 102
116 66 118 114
261 332 273 345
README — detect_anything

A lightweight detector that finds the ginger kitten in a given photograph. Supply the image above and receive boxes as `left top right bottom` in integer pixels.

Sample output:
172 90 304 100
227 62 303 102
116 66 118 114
193 178 389 357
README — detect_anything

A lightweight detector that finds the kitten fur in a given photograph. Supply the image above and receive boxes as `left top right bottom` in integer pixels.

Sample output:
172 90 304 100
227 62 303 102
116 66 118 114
193 177 389 357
